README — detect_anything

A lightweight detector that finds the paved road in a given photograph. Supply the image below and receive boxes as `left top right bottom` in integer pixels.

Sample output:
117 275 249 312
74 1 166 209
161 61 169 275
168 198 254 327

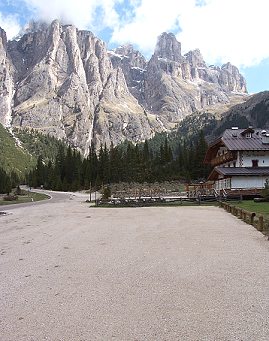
0 188 99 211
0 200 269 340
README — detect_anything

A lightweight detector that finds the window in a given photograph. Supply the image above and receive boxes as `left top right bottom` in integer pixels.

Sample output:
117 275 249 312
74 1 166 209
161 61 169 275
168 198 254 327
252 160 259 167
245 132 252 138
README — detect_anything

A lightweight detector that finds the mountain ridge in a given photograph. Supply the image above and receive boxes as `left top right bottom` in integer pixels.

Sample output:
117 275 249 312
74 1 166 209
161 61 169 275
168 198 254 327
0 20 248 154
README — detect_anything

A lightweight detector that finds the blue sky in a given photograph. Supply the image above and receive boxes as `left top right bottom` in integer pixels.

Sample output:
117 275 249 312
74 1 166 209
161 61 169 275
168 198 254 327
0 0 268 94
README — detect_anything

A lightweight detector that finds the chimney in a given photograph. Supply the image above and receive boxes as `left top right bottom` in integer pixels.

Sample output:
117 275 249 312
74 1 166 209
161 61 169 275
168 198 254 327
262 133 269 144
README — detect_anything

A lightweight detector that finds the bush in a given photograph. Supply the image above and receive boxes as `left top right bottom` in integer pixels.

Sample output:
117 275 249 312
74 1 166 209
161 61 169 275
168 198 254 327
3 195 18 201
14 185 22 195
102 186 111 200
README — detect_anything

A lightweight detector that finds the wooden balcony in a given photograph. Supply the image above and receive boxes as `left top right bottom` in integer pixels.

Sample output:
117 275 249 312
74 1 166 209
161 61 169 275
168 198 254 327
211 151 237 166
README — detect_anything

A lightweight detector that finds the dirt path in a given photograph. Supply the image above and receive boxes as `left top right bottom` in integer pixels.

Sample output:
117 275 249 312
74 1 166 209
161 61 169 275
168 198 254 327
1 201 269 340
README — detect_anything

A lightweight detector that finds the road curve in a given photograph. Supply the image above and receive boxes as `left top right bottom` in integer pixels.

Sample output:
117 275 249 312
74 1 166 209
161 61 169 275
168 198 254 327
0 188 97 211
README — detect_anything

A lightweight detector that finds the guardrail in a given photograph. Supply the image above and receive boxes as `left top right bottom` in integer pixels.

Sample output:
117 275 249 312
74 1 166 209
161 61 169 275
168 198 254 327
219 202 266 233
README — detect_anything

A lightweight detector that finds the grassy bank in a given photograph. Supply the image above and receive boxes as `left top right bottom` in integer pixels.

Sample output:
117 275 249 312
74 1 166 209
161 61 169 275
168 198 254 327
0 123 36 174
0 191 50 205
231 201 269 219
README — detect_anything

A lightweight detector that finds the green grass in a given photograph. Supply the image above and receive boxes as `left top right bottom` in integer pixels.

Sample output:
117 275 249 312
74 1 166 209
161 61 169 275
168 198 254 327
231 200 269 218
13 127 67 164
0 192 50 205
0 125 68 176
0 123 36 174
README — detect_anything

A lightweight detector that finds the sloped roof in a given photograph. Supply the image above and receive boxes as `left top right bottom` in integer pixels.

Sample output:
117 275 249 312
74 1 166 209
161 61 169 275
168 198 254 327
208 166 269 180
205 128 269 163
221 129 269 151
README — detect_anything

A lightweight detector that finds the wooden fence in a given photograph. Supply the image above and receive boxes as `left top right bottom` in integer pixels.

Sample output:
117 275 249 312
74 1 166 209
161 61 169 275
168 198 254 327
219 202 266 233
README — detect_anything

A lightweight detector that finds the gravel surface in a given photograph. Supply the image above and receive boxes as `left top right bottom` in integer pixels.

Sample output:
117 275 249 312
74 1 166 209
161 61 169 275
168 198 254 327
0 195 269 340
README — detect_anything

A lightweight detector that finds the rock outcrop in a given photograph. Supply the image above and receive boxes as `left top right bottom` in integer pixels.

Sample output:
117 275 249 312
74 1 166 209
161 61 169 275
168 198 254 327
4 21 160 153
0 22 248 153
0 28 14 127
112 32 247 130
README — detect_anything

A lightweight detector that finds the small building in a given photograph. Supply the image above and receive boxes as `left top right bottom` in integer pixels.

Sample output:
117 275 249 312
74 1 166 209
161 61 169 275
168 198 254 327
204 127 269 191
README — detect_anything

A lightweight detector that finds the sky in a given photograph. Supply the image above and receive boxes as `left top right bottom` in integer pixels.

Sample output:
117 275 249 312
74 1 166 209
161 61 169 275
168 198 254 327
0 0 268 94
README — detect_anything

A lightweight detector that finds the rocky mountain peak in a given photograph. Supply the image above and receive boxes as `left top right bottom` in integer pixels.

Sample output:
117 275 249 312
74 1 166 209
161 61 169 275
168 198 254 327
221 62 240 75
111 44 146 70
114 44 135 56
220 62 247 93
184 49 206 68
0 27 7 49
154 32 182 62
0 21 249 153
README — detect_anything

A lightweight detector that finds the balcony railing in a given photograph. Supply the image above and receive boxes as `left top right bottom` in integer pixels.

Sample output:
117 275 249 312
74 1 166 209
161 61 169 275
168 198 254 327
211 151 236 166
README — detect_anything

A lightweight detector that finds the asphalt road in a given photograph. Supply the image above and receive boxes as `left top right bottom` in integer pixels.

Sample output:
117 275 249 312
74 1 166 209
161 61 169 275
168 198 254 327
0 188 96 211
0 199 269 340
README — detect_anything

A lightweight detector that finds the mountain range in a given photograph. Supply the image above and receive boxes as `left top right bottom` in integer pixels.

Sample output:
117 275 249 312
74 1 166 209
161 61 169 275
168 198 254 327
0 20 250 155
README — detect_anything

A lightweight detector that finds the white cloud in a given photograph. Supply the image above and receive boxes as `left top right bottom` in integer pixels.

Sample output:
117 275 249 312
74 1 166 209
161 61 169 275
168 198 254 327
22 0 122 32
111 0 193 55
110 0 269 67
1 0 268 67
176 0 269 67
0 13 21 39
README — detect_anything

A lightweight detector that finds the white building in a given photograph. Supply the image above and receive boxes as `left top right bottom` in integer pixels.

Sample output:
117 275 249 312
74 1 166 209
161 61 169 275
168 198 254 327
204 127 269 191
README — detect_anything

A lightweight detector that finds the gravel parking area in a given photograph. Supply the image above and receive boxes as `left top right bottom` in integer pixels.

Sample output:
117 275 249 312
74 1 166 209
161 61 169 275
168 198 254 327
1 196 269 340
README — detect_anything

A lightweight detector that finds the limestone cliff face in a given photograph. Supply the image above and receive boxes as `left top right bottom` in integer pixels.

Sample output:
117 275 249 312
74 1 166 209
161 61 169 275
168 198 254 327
109 45 146 105
3 21 159 153
0 28 14 127
112 33 247 130
0 22 247 153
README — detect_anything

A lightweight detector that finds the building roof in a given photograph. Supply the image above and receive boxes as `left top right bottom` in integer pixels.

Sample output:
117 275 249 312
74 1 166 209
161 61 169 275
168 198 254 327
221 129 269 151
208 166 269 180
204 128 269 164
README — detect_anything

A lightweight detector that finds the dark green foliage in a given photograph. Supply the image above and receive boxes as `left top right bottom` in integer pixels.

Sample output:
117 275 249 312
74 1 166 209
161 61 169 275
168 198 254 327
214 114 250 137
14 185 22 195
13 127 66 164
102 186 111 199
0 167 17 194
250 100 269 127
0 124 35 174
27 129 210 191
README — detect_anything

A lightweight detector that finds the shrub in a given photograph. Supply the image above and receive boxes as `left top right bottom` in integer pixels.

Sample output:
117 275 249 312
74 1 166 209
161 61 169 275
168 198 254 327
102 186 111 200
14 185 22 195
3 195 18 201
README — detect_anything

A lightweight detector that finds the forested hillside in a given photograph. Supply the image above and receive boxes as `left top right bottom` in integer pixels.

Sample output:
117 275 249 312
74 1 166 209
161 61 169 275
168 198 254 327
13 128 68 164
28 130 210 191
0 123 35 174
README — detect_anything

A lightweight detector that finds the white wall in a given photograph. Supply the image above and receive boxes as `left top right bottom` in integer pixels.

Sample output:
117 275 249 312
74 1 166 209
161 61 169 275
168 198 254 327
231 176 269 189
241 151 269 167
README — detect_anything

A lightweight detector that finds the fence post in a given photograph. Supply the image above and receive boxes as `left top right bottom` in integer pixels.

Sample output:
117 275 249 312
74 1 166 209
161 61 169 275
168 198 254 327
250 213 255 225
258 216 264 232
